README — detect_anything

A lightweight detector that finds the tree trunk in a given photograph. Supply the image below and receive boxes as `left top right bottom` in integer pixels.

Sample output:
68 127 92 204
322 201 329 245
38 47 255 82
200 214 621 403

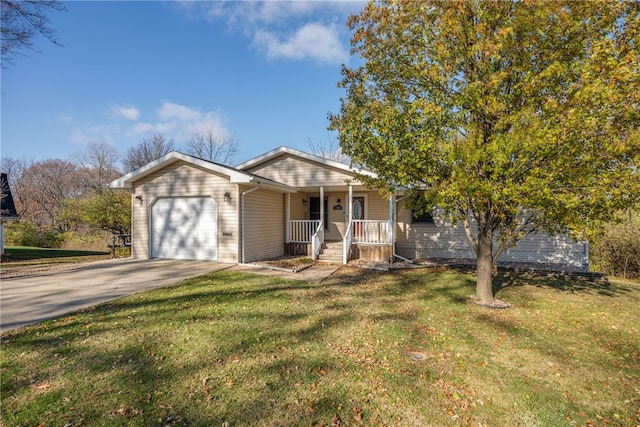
476 226 495 304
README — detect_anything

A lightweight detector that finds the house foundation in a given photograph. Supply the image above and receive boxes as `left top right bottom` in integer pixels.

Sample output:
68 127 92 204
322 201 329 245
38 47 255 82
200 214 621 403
353 244 394 263
285 242 311 256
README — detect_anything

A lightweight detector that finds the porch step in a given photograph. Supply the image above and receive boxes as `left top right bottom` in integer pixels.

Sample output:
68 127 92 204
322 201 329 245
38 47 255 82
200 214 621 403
317 253 342 263
316 241 343 264
323 241 343 250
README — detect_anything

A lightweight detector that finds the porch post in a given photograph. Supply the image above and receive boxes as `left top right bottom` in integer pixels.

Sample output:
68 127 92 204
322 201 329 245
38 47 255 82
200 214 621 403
389 192 395 245
348 184 353 227
285 193 290 243
319 186 325 243
343 182 353 265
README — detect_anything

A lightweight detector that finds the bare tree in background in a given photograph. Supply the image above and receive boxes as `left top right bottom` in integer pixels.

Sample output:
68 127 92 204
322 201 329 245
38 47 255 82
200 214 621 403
71 141 121 193
184 127 239 165
122 133 174 173
1 0 66 68
305 135 350 164
18 159 83 231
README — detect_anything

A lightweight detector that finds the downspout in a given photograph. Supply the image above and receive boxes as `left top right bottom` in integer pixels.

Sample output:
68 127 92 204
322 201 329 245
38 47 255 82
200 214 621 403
392 194 415 264
241 182 262 264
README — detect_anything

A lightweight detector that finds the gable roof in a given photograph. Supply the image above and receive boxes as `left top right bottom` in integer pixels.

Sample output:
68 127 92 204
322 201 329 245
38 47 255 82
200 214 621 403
108 151 297 192
236 146 377 178
1 173 19 219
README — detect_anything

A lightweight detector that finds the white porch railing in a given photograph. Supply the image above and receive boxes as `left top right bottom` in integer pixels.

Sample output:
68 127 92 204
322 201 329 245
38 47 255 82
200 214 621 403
289 220 320 243
352 220 391 244
311 221 324 260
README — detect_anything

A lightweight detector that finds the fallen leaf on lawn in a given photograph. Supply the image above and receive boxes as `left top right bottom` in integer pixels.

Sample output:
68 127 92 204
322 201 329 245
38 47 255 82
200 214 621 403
352 406 363 422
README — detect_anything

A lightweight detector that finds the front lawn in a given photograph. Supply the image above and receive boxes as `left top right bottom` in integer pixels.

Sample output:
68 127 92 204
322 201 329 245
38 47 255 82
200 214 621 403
1 267 638 426
1 246 111 270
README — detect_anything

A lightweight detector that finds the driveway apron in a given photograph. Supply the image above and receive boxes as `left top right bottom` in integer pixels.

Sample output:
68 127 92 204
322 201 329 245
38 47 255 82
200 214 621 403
0 259 233 333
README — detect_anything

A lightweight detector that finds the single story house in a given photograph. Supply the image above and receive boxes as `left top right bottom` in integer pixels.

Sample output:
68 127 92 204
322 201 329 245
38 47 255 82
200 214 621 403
108 146 588 269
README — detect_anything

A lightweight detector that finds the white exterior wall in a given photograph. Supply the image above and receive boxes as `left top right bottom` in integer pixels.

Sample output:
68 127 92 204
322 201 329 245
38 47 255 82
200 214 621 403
395 209 588 269
131 162 239 263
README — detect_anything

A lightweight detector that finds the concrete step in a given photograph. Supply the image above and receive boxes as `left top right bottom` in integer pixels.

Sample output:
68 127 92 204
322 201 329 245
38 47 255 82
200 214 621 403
317 254 342 264
321 248 342 256
322 242 343 249
317 241 344 263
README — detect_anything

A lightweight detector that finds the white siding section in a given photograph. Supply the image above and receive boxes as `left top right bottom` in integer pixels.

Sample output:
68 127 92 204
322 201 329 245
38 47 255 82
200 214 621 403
395 209 588 269
131 161 239 263
242 186 285 262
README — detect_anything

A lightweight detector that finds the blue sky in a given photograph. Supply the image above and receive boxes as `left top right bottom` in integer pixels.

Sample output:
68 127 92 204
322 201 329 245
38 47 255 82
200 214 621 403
1 1 364 166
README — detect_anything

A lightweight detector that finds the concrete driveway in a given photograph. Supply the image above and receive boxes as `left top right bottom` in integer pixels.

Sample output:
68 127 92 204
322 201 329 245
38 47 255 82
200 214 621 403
0 259 233 333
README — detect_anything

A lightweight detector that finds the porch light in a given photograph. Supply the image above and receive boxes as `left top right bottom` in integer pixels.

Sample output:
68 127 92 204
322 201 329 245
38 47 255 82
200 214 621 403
337 198 341 205
135 195 143 205
224 192 232 205
302 199 307 205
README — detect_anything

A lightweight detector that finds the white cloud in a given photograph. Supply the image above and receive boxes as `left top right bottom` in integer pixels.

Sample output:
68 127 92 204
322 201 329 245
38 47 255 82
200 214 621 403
67 101 231 149
129 121 156 135
230 1 326 26
172 1 361 65
153 101 229 138
254 22 348 64
157 101 201 122
112 105 140 120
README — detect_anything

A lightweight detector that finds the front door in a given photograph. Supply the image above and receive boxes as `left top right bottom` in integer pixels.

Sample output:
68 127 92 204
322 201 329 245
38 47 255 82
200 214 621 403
352 196 365 238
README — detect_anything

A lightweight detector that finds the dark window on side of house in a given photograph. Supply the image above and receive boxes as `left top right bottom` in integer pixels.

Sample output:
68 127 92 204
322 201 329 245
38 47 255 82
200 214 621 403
412 210 434 224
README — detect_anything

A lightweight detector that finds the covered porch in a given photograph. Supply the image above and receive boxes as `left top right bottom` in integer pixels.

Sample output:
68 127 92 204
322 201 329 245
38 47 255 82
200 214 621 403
284 185 397 264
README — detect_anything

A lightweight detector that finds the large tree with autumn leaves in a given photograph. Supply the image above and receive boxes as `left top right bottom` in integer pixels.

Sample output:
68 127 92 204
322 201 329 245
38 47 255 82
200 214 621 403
330 0 640 304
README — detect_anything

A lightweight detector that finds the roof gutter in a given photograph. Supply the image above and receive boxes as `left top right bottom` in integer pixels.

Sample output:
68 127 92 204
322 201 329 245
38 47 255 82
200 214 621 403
240 182 262 264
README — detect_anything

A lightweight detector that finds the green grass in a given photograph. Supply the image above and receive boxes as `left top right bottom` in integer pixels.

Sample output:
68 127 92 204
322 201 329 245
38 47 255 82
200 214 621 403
1 267 639 426
1 246 111 269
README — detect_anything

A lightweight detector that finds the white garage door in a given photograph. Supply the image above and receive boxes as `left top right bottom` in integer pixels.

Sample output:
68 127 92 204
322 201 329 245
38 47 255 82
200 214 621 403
151 197 218 260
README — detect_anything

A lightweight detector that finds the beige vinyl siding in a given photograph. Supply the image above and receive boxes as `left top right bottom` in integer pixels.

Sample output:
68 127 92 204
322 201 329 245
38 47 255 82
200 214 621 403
244 154 357 188
365 192 390 221
326 193 348 241
242 186 285 262
395 208 588 269
131 161 239 263
289 193 307 221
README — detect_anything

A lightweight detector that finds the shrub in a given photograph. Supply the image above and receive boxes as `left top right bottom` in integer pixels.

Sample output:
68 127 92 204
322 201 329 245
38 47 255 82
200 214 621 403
3 221 62 248
591 211 640 279
58 231 110 251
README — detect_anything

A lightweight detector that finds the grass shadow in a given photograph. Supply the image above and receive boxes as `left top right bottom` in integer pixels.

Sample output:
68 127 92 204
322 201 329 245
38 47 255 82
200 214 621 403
494 269 632 297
